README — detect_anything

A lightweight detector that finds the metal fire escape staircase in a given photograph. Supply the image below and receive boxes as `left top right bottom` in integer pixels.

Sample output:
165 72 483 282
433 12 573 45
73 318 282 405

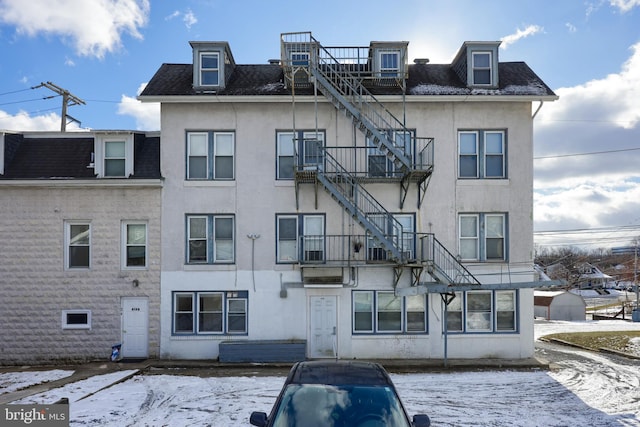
281 32 479 288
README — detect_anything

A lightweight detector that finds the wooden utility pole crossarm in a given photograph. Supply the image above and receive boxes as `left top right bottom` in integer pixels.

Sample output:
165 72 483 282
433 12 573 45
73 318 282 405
34 81 85 131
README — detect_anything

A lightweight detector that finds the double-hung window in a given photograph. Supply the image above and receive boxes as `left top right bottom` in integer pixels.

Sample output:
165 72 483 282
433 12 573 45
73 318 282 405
459 213 506 261
472 51 492 85
445 290 517 333
65 221 90 269
200 52 219 86
276 214 325 263
173 291 248 335
276 131 325 180
122 222 147 268
95 134 134 178
458 130 506 179
366 130 413 178
353 291 427 334
186 215 234 264
187 131 235 180
366 213 414 261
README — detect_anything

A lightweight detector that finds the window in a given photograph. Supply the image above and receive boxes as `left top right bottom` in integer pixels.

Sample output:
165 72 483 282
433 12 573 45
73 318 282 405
95 134 133 178
291 52 309 66
276 131 325 180
65 221 90 269
62 310 91 329
122 222 147 268
366 130 413 178
472 51 492 85
459 213 507 261
104 141 126 176
200 52 219 86
276 214 324 263
173 291 247 335
352 291 427 334
186 131 235 180
186 215 234 264
379 51 400 77
444 290 517 333
366 214 414 261
458 131 506 179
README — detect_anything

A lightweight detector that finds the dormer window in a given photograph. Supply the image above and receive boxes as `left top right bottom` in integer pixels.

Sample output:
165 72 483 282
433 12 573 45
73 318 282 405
190 41 235 91
200 52 220 86
451 41 500 88
472 51 492 85
95 133 134 178
379 50 400 77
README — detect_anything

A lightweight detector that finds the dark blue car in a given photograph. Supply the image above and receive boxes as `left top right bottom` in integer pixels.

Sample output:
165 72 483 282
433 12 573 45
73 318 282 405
250 360 430 427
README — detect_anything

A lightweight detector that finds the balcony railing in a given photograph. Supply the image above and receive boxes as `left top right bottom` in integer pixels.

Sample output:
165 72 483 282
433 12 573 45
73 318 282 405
297 233 481 286
323 138 433 180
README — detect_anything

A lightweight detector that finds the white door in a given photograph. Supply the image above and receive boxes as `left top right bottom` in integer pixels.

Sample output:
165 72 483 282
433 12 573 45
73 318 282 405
309 296 337 358
121 297 149 358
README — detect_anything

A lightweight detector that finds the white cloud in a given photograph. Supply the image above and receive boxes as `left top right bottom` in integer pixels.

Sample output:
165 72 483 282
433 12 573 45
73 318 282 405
117 83 159 130
500 25 544 49
565 22 577 33
609 0 640 12
533 41 640 242
0 110 81 132
0 0 150 59
183 9 197 30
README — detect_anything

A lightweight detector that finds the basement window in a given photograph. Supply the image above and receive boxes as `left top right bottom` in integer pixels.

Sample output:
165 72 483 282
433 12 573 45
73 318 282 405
62 310 91 330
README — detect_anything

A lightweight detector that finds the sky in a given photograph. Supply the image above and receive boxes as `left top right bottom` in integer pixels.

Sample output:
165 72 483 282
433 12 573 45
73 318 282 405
3 317 640 426
0 0 639 251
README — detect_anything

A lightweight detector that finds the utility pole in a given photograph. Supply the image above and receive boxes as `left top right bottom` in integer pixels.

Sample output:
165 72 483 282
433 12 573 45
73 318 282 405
34 81 85 131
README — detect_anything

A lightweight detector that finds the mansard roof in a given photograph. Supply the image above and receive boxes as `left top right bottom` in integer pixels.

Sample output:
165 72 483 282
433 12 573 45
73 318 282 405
140 61 556 98
1 132 160 180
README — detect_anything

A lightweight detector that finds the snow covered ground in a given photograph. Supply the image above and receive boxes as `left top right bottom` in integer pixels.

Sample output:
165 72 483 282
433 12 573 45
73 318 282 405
2 319 639 426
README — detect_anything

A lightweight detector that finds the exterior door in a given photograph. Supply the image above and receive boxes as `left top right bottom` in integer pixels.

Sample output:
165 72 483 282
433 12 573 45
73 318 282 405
309 296 337 358
121 297 149 358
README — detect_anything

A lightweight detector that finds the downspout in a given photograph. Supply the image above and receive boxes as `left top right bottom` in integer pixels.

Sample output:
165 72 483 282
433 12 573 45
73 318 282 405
532 101 544 119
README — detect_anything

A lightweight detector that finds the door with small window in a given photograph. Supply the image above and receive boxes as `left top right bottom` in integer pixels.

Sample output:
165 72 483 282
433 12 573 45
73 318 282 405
121 297 149 358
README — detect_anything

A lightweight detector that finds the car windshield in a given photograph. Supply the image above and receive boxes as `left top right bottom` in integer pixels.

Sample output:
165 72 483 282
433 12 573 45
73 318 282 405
271 383 411 427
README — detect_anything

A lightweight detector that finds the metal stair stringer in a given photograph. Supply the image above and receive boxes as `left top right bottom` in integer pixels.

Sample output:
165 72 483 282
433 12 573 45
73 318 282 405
317 150 406 261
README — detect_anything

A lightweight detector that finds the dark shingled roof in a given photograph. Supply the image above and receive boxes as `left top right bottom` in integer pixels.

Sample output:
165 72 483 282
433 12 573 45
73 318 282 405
140 61 556 98
1 133 161 180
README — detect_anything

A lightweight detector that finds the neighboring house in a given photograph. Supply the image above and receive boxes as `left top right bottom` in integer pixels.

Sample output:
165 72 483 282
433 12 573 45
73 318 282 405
0 130 162 364
574 263 614 289
139 32 557 360
534 291 586 321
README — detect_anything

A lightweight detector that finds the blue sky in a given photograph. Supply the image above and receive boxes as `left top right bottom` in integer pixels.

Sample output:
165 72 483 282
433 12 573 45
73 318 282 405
1 0 639 250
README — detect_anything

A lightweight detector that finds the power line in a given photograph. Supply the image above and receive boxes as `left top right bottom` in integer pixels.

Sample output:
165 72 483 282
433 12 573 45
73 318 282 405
0 95 59 106
534 147 640 160
0 87 35 97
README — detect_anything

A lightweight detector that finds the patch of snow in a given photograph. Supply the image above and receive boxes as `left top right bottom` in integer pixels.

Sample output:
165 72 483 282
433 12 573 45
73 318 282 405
0 370 72 395
409 82 548 96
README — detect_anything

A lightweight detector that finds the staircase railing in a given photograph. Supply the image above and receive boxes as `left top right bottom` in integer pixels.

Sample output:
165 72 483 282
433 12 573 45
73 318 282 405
281 32 414 171
418 233 481 286
314 148 406 261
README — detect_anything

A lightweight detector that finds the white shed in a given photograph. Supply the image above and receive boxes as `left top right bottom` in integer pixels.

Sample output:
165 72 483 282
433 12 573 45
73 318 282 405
534 291 586 321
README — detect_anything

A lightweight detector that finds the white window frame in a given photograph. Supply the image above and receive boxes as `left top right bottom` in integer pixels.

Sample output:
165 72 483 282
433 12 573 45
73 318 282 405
62 310 91 330
459 213 507 262
65 221 91 270
276 132 295 179
378 50 400 78
94 134 134 178
187 132 209 179
472 51 492 86
186 131 235 180
186 215 235 264
458 130 506 179
352 291 427 334
122 221 147 269
276 214 325 263
444 290 518 333
200 52 220 86
173 291 248 335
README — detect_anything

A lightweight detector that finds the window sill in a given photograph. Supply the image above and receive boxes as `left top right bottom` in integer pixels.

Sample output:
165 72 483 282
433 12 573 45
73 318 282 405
457 178 509 186
183 180 235 187
183 264 237 272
